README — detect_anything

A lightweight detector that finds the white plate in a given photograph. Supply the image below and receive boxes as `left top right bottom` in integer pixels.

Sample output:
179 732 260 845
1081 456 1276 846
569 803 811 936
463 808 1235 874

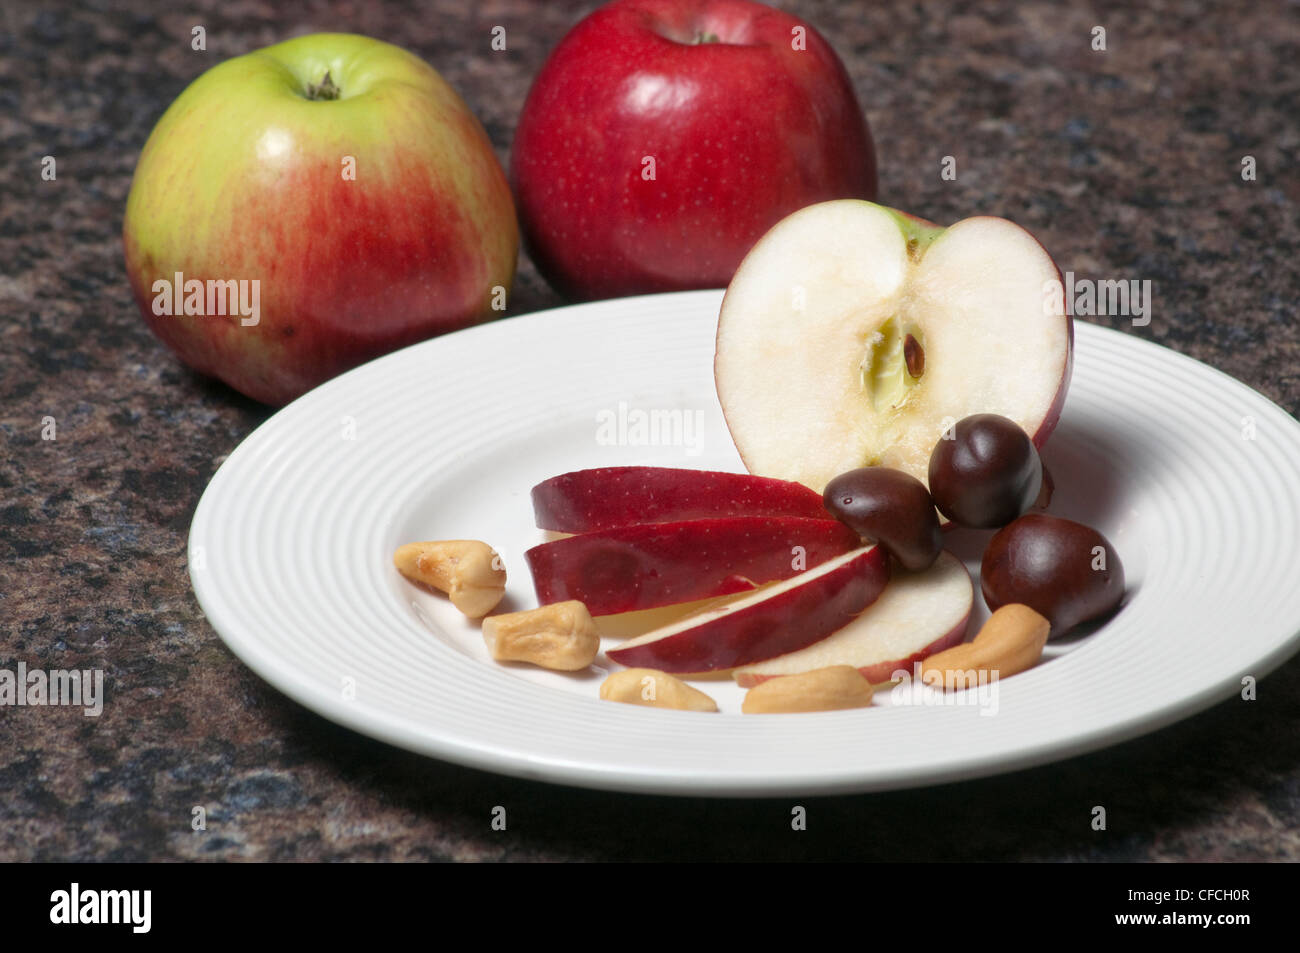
190 290 1300 796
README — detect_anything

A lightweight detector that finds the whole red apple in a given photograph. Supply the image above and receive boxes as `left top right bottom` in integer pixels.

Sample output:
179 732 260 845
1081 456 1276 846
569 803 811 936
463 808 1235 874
511 0 876 300
123 33 518 405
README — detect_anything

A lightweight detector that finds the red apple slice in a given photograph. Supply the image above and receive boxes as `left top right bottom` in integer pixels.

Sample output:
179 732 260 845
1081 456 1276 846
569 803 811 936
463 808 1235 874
532 466 828 533
606 545 888 673
715 200 1072 493
734 551 972 687
526 516 860 615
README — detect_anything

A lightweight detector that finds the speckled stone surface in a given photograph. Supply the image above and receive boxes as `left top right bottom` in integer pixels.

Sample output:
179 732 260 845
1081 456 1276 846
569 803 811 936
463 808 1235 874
1 0 1298 861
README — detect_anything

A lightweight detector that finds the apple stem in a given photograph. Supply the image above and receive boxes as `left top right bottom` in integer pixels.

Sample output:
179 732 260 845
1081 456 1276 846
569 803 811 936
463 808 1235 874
305 71 341 101
692 31 721 44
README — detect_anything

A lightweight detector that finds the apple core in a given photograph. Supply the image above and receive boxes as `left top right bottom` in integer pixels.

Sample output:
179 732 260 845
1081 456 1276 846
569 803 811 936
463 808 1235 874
861 317 925 415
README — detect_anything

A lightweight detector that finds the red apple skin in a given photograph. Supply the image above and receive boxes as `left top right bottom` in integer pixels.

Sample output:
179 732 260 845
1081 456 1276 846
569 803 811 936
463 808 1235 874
124 159 510 406
732 614 970 688
527 516 860 614
511 0 876 299
532 467 830 532
122 34 518 406
606 546 889 673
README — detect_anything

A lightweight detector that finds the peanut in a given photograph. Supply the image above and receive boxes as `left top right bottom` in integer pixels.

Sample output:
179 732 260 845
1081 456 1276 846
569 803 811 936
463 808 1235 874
920 603 1049 691
393 540 506 618
482 600 599 670
742 665 875 714
600 669 718 712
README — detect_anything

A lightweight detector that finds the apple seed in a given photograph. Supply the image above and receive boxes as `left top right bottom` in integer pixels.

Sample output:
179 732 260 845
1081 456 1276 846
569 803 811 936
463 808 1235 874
904 333 924 379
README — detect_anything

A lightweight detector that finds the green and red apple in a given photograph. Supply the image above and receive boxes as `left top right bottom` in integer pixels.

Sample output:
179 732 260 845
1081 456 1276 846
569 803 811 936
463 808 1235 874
123 33 517 405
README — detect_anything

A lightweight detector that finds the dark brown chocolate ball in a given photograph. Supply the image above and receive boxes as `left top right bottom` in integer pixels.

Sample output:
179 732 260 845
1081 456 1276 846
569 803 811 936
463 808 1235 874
981 514 1125 636
928 414 1042 528
823 467 943 571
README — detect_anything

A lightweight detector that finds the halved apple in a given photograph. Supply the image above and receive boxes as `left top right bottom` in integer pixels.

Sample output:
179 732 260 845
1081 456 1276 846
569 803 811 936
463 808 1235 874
715 200 1072 493
606 545 888 673
734 550 973 687
531 466 828 533
526 516 860 615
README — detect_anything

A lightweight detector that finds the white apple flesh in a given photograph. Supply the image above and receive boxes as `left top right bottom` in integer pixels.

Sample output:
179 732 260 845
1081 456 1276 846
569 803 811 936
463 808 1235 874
715 200 1071 494
733 550 973 687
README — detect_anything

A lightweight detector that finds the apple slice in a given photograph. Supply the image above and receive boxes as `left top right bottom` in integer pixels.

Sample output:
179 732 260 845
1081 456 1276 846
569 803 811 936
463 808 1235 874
526 516 860 615
532 466 828 533
592 588 767 642
606 545 888 673
715 200 1072 493
734 550 972 687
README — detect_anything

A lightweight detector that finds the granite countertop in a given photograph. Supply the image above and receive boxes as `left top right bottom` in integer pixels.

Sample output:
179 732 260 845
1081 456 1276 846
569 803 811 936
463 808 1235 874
2 0 1298 861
